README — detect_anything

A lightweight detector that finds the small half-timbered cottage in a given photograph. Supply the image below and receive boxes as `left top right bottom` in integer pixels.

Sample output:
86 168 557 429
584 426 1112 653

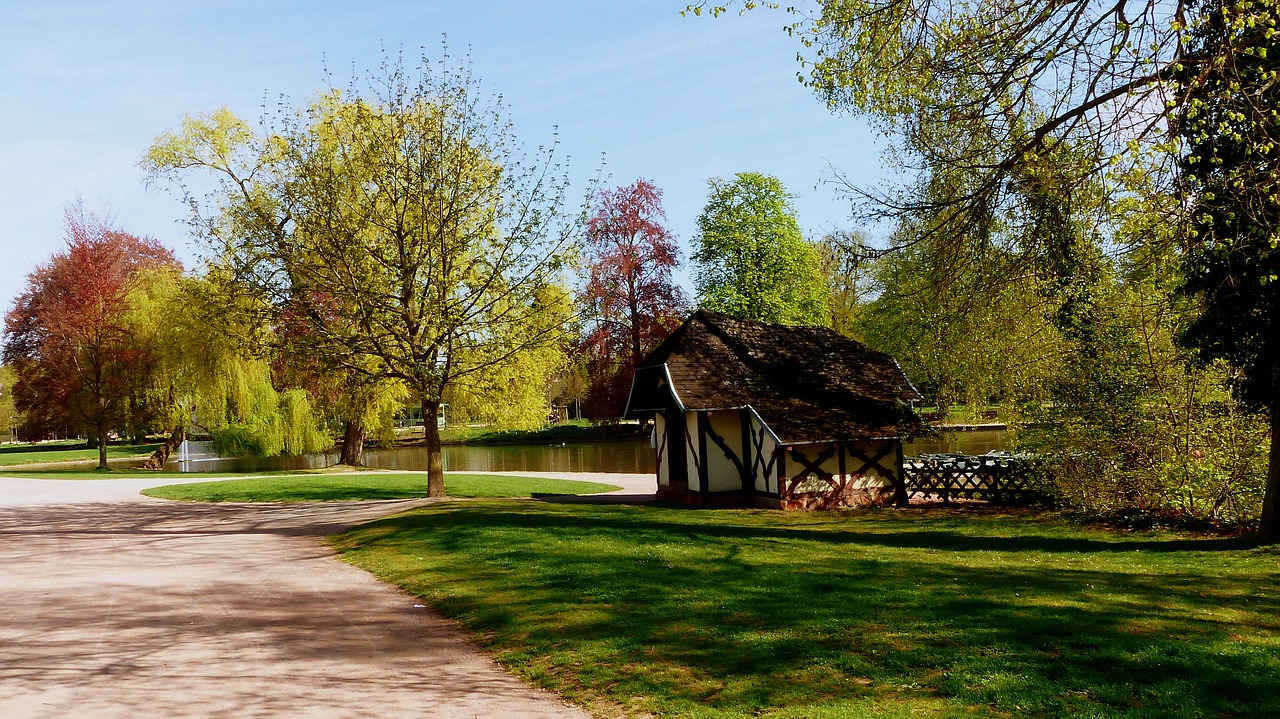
625 310 926 509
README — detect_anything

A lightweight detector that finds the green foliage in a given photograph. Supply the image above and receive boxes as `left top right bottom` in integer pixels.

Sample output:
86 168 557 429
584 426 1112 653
816 230 875 338
444 284 572 430
145 48 587 495
336 501 1280 719
692 172 829 326
1177 0 1280 411
122 271 331 458
278 388 331 456
0 365 18 440
1018 275 1271 524
855 237 1064 414
209 423 279 458
203 359 330 458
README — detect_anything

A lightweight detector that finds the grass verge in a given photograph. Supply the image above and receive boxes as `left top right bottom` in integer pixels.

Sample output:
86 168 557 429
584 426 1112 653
333 502 1280 718
0 442 161 466
141 472 621 502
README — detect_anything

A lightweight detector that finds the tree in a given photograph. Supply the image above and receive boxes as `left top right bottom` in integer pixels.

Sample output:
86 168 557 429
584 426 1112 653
577 179 687 417
447 284 575 428
689 1 1188 233
692 172 829 325
689 1 1280 532
144 49 585 497
2 204 179 468
124 271 332 469
0 364 18 442
272 291 407 466
1176 0 1280 538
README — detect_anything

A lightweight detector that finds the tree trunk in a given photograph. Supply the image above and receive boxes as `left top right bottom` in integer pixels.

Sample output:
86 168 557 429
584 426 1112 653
1258 404 1280 543
422 398 445 498
339 420 365 466
96 423 108 470
142 423 186 470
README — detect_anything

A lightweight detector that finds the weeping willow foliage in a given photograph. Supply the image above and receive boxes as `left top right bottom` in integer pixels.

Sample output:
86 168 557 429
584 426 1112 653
354 380 410 444
124 270 331 457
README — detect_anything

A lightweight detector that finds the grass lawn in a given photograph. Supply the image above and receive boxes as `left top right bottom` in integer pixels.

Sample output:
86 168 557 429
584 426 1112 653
0 441 161 466
333 502 1280 718
141 472 622 502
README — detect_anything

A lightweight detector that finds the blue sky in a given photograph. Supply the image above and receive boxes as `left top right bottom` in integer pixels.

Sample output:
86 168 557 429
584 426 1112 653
0 1 884 314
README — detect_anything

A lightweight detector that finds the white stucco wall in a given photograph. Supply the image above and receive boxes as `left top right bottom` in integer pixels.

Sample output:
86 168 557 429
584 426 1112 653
749 412 779 494
684 411 701 488
783 439 899 493
654 414 669 487
704 410 745 492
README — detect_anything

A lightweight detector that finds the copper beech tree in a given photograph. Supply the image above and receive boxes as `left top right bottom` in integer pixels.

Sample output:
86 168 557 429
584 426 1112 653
2 205 179 468
577 179 687 417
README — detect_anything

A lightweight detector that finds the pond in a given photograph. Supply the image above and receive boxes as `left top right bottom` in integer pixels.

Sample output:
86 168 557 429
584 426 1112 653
903 427 1009 456
166 427 1009 474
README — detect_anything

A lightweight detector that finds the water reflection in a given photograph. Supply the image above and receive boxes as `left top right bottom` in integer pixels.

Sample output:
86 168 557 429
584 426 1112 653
166 440 656 474
903 428 1007 456
166 429 1007 473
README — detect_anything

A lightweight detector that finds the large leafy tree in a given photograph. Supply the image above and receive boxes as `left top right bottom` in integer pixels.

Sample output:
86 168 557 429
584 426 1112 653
689 0 1280 532
2 205 179 468
272 290 407 467
690 1 1188 232
578 179 687 417
1176 0 1280 538
692 172 829 325
145 51 584 497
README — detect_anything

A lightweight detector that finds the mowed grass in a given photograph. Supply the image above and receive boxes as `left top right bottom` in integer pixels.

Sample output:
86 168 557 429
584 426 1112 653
0 441 160 466
333 502 1280 719
141 472 621 502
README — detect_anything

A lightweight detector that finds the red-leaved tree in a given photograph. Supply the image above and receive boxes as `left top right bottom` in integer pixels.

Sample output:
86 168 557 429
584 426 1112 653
578 179 687 417
2 204 179 468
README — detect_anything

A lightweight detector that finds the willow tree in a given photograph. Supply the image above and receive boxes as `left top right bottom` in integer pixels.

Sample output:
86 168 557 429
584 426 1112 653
124 270 331 469
145 50 583 496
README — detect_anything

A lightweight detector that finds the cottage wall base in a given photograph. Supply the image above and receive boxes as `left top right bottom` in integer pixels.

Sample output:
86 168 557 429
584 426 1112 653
655 484 894 510
778 486 894 510
655 486 755 507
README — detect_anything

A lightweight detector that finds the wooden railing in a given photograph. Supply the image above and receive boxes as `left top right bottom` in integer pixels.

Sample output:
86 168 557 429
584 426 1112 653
903 454 1050 504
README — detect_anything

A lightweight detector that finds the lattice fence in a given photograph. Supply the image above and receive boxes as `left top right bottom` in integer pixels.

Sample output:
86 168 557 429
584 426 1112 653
904 454 1050 504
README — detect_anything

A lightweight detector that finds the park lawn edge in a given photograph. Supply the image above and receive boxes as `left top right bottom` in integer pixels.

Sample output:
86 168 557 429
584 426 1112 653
139 472 623 502
330 500 1280 719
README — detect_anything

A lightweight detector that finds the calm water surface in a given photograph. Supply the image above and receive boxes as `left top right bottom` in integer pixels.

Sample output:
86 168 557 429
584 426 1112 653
167 428 1007 474
166 440 657 474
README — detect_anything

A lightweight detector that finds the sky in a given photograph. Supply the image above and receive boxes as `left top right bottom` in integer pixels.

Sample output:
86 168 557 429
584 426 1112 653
0 0 885 316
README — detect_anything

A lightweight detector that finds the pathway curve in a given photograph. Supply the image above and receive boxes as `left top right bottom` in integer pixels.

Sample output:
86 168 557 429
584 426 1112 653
0 471 652 718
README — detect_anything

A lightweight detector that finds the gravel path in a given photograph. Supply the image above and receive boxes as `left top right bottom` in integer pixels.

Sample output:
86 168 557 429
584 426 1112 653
0 471 653 718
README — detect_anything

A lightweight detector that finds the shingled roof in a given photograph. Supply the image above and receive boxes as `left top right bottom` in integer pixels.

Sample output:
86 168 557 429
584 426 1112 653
625 310 927 443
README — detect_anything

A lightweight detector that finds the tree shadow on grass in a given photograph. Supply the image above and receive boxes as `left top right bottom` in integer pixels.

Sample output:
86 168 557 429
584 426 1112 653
339 501 1280 718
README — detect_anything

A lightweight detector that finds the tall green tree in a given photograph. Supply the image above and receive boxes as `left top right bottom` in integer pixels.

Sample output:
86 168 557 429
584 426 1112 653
1176 0 1280 538
692 172 828 325
145 50 584 497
